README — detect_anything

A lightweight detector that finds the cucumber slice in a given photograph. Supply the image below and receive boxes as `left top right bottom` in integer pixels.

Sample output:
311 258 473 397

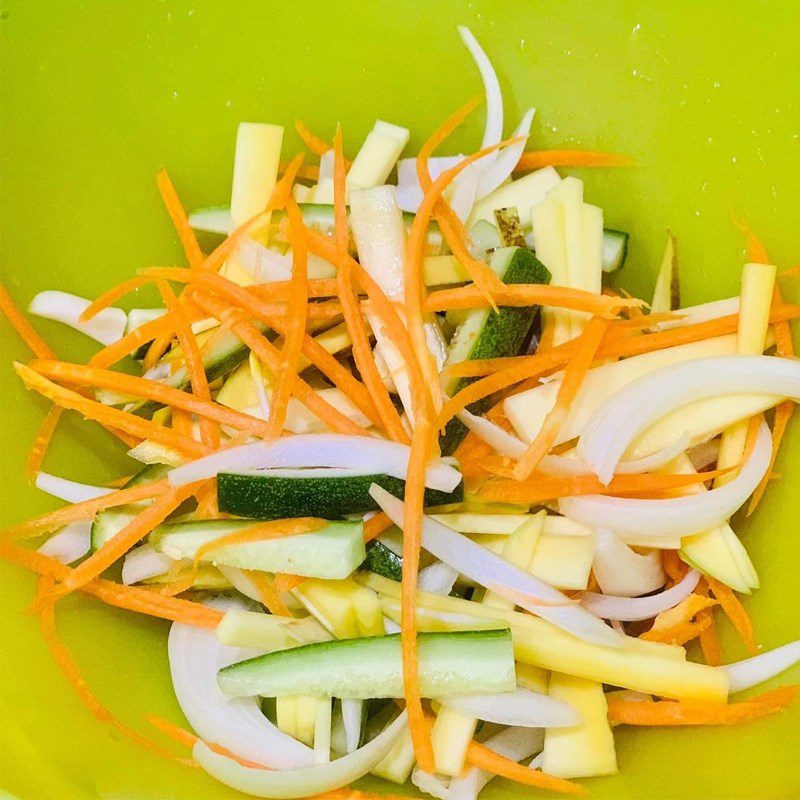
602 229 629 273
150 519 366 580
217 471 463 520
90 463 169 551
440 246 550 455
218 629 515 699
363 540 403 582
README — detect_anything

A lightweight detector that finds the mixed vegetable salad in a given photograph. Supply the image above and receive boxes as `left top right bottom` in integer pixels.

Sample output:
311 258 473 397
2 25 799 800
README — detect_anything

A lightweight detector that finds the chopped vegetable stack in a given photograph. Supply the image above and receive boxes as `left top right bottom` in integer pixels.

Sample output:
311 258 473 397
2 25 799 800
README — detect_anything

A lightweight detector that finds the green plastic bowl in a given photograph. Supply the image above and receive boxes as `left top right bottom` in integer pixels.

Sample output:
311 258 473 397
1 2 799 798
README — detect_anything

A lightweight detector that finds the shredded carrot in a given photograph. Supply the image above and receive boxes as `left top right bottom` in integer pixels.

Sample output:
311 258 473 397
247 570 291 616
25 405 64 481
513 317 609 479
332 127 408 443
279 160 320 182
29 359 272 439
695 578 723 666
0 283 57 359
170 406 193 436
80 275 157 323
661 550 689 584
144 327 176 370
15 363 210 459
749 400 793 514
477 467 730 505
155 279 220 449
36 577 196 768
272 573 306 593
607 686 799 727
640 594 718 645
424 282 642 316
265 197 310 439
156 169 205 269
194 518 325 564
89 312 177 368
465 739 587 796
515 149 636 171
706 576 758 656
193 477 221 519
363 511 392 543
53 481 204 597
294 119 333 157
190 291 369 436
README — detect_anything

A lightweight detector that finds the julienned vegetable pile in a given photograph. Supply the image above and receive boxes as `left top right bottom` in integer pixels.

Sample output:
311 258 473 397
1 24 799 800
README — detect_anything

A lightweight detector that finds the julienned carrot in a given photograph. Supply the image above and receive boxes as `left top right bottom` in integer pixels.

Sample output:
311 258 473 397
25 405 64 481
513 317 609 480
424 283 642 316
279 160 320 182
465 739 586 797
607 686 799 727
80 275 156 323
14 363 210 459
246 570 291 616
294 119 332 157
363 511 392 543
265 198 310 439
640 593 717 645
333 128 408 444
191 291 369 436
706 576 758 656
55 481 204 597
156 279 220 449
0 283 57 359
272 573 306 593
156 169 205 269
29 360 272 439
36 577 197 769
89 312 177 368
515 149 636 171
476 467 730 505
640 617 712 646
193 517 325 563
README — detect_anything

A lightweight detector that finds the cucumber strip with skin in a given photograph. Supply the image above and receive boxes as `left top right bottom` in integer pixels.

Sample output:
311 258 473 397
217 471 463 520
362 540 403 582
217 629 515 699
150 519 366 580
440 246 550 455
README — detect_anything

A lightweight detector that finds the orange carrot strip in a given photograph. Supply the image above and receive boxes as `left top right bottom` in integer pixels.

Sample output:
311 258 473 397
294 119 332 156
694 578 723 666
247 570 291 616
25 405 64 481
639 617 712 646
194 518 325 563
477 468 729 505
2 479 171 541
191 291 368 436
364 512 392 543
171 406 193 436
661 550 689 584
14 363 209 459
80 275 156 322
89 312 177 368
333 128 408 443
607 687 799 727
749 399 792 514
145 329 176 370
279 161 320 181
706 576 758 656
1 542 222 627
516 149 636 171
155 279 219 449
272 573 306 593
54 481 204 596
36 577 196 768
0 283 57 359
424 283 641 316
265 198 310 439
156 169 205 269
30 360 271 438
513 317 609 480
465 739 587 796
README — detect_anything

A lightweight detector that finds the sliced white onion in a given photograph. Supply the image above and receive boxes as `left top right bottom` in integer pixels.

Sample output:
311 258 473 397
449 726 544 800
592 528 666 598
37 521 91 564
723 640 800 693
417 561 459 596
443 688 579 728
474 108 535 199
168 434 462 493
188 205 233 234
35 472 112 503
396 156 465 213
121 544 176 585
578 355 800 484
169 598 314 770
340 698 363 755
580 569 700 622
28 291 127 345
562 421 772 539
236 238 293 283
217 564 264 604
193 710 407 798
369 484 621 647
456 408 526 459
654 297 740 331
